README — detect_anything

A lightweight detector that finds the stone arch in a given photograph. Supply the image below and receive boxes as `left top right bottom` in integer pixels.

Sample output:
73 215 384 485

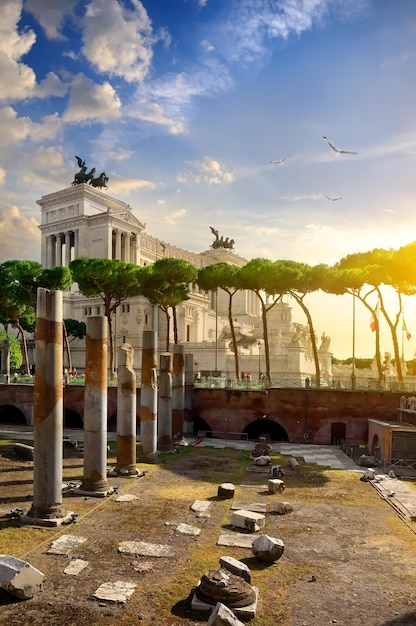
193 416 212 437
371 434 381 462
243 418 289 442
0 404 27 425
64 408 83 429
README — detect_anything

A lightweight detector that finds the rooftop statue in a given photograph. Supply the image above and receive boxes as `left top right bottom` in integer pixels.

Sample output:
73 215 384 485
210 226 235 250
72 156 109 188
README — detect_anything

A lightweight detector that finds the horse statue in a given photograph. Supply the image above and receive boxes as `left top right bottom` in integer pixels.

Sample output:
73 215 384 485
89 172 109 189
72 167 95 186
210 227 235 250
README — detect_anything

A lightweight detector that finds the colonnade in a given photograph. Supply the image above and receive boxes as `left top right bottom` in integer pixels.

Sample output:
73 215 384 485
45 230 78 267
44 228 138 267
111 228 138 263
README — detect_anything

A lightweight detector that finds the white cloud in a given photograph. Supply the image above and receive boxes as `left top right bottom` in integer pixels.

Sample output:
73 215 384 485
163 208 187 225
0 1 67 102
200 39 215 52
126 98 186 134
0 203 40 262
24 0 78 40
179 157 234 185
82 0 167 83
63 74 122 123
0 167 6 186
0 107 62 147
106 175 157 194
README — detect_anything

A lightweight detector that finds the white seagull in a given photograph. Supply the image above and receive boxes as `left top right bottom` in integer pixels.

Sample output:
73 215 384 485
323 136 357 155
323 195 342 201
270 154 290 165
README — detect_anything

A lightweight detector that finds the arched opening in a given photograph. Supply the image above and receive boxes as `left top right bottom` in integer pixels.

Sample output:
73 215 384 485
193 416 212 437
243 419 289 442
64 409 83 429
0 404 26 425
331 422 346 446
371 434 381 462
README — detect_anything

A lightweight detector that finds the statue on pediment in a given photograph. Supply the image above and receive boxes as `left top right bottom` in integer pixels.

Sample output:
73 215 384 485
210 227 235 250
72 156 109 188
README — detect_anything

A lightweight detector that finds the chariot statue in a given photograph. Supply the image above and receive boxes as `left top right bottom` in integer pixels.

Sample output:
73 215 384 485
210 227 235 250
72 156 109 189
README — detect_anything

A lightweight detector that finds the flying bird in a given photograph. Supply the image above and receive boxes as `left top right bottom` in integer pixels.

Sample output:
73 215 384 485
323 195 342 201
323 136 357 155
270 154 290 165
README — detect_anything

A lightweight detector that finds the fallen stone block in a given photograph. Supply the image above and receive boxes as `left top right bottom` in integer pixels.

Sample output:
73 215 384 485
268 478 285 494
217 533 255 549
252 534 285 563
289 457 301 472
93 580 136 603
63 559 89 575
47 534 87 556
271 501 294 515
270 464 285 478
207 601 245 626
218 483 235 499
176 523 201 536
13 443 34 461
253 455 271 466
117 541 175 557
0 555 44 599
230 510 265 533
191 500 211 513
219 556 251 583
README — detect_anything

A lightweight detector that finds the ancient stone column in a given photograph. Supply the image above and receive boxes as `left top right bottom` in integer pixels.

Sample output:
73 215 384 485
26 288 70 524
116 343 138 475
1 339 10 384
78 316 112 496
158 352 173 452
172 344 185 439
140 330 158 462
184 352 194 437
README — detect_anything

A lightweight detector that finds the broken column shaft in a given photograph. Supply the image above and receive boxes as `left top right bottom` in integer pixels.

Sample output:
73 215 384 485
172 344 185 439
116 343 138 475
184 352 194 437
140 330 158 462
158 352 173 452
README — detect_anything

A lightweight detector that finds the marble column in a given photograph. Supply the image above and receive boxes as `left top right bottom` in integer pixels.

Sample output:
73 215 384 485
26 288 70 524
56 233 63 266
158 352 173 452
116 343 138 475
115 229 122 260
77 316 113 496
140 330 158 462
172 344 185 440
184 352 195 437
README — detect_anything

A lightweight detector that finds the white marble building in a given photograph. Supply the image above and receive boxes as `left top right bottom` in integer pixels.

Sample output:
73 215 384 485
37 183 331 383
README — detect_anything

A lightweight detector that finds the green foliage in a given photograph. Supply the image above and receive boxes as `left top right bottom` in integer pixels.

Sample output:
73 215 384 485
333 357 373 369
0 329 22 370
64 319 87 342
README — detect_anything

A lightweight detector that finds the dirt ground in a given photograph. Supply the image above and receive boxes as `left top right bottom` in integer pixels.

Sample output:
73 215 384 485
1 442 416 626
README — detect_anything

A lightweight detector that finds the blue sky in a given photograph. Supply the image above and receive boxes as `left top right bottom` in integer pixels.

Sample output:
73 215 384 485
1 0 416 360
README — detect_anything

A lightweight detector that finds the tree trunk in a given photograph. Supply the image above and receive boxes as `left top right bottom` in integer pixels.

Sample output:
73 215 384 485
290 293 321 387
228 291 239 380
63 322 72 373
16 323 30 376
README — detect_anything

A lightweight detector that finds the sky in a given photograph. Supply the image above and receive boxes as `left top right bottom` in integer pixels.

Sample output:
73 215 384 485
1 0 416 361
